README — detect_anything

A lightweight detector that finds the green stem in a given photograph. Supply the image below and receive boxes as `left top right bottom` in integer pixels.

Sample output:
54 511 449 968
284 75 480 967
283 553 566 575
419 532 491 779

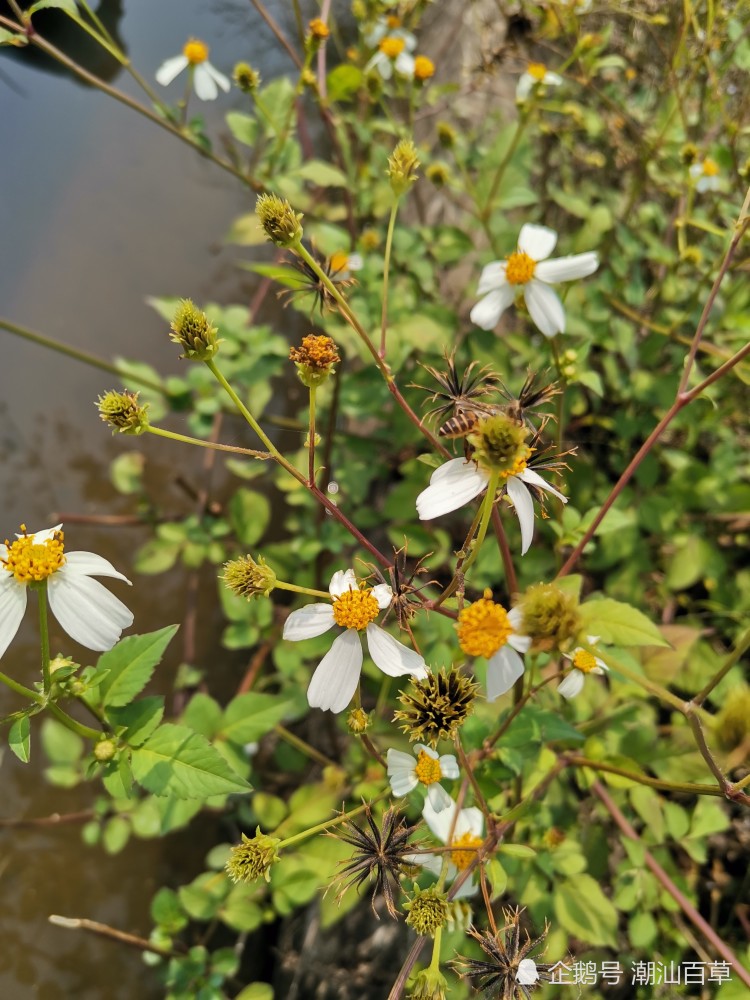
380 198 400 358
692 626 750 707
428 926 443 974
460 471 500 577
146 425 270 460
308 386 317 486
0 669 40 702
39 585 51 695
274 580 330 599
564 756 723 797
47 703 102 741
278 798 377 849
204 360 279 454
273 724 337 769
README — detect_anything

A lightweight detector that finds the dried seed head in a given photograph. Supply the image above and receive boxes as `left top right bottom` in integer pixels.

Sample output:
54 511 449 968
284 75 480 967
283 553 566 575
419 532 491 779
394 667 479 748
289 334 341 387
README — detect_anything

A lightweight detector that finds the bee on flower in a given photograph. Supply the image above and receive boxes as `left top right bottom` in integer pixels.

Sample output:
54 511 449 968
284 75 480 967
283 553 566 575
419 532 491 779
456 590 531 700
282 568 427 713
386 743 459 812
0 524 133 658
689 157 722 193
558 641 607 699
156 38 230 101
515 62 563 102
470 223 599 338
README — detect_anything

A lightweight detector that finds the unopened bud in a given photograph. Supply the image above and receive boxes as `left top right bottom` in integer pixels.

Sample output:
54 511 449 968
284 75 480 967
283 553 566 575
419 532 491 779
233 62 261 93
256 193 304 247
225 829 281 883
97 390 150 435
404 885 449 937
222 554 277 600
388 138 420 197
169 299 221 361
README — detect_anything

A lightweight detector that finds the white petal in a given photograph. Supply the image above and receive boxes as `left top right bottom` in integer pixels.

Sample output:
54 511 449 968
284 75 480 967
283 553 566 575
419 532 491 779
438 754 460 779
403 33 417 51
422 795 457 843
193 64 219 101
427 783 453 812
387 748 418 771
155 54 188 86
406 852 443 877
455 806 484 839
282 603 335 641
543 72 563 86
505 476 535 555
204 62 230 93
364 22 387 46
470 287 515 330
515 73 534 101
517 959 540 985
518 223 557 260
347 254 364 271
47 574 133 651
371 583 393 610
452 874 479 899
558 669 585 699
0 579 27 659
689 163 703 180
390 774 419 796
365 623 427 677
329 568 357 598
414 743 439 759
62 551 131 584
25 524 63 544
592 663 607 674
395 52 415 77
508 631 532 653
307 629 362 712
486 646 525 701
535 252 599 283
477 261 507 295
524 281 566 337
518 467 568 504
417 459 489 520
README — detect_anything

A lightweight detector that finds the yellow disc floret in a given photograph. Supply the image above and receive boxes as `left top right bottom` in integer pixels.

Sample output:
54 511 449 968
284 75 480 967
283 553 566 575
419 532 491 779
457 592 512 659
2 525 65 583
414 56 435 80
386 15 402 28
183 39 209 65
451 831 483 870
527 62 547 81
414 750 442 786
702 157 719 177
332 587 380 631
380 36 406 58
572 649 598 674
504 251 536 285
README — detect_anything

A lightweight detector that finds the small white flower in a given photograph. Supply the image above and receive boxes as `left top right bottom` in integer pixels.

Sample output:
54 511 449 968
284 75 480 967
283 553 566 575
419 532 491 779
282 568 427 713
386 743 459 812
364 15 416 50
409 796 484 898
417 456 567 555
558 642 607 699
516 62 563 102
156 38 230 101
0 524 133 658
456 591 531 701
689 158 721 193
470 223 599 337
365 30 417 80
516 958 540 985
328 250 363 280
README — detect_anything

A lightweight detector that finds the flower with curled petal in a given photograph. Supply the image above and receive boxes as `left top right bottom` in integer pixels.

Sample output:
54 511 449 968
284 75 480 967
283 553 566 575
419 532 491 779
283 568 427 713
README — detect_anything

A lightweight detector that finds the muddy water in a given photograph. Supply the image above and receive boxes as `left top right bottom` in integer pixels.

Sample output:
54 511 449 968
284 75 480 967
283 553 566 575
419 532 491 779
0 1 301 995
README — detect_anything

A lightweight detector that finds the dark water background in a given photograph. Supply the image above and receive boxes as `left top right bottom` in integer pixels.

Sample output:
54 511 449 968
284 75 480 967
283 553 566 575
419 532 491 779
0 1 302 995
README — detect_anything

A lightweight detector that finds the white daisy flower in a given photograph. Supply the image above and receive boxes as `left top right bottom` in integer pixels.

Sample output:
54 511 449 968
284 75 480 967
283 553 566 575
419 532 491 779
558 643 607 699
386 743 459 812
364 14 416 50
409 796 485 898
456 591 531 701
365 31 417 80
0 524 133 658
470 223 599 337
689 158 721 193
328 250 363 281
156 38 230 101
282 568 427 713
417 455 567 556
516 61 563 102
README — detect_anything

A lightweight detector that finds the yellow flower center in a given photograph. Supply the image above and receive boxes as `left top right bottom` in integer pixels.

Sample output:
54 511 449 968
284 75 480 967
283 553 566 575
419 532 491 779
329 251 350 273
451 831 483 870
414 55 435 80
2 525 66 584
386 15 402 28
183 39 209 65
498 450 529 482
309 18 329 39
456 593 512 659
332 587 380 631
527 62 547 81
504 251 536 285
702 157 719 177
572 649 598 674
414 750 442 786
380 36 406 59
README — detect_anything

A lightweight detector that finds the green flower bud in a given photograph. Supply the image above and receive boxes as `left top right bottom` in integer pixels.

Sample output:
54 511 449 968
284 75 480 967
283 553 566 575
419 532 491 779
97 390 150 435
404 884 449 937
408 967 448 1000
518 582 582 653
222 554 277 600
225 828 281 883
94 739 117 762
233 62 261 92
255 193 304 247
347 706 371 734
388 138 420 197
169 299 221 361
467 412 530 478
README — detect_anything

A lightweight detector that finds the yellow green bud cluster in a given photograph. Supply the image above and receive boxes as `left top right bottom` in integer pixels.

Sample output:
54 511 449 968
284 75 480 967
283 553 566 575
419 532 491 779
436 122 456 148
408 967 448 1000
233 62 261 92
289 334 341 388
425 163 451 187
96 390 149 435
225 829 281 883
169 299 221 361
518 582 582 653
680 143 699 165
467 412 530 477
346 706 371 734
255 193 303 248
404 884 449 937
94 739 118 762
307 18 329 49
222 554 277 600
388 138 420 197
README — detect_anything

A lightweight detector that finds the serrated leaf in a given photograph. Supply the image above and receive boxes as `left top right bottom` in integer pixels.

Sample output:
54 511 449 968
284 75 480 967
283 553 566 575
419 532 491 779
554 874 618 947
96 626 179 708
294 160 348 187
131 724 251 799
579 598 668 646
226 111 258 147
9 716 31 763
219 693 291 745
29 0 78 13
107 697 165 746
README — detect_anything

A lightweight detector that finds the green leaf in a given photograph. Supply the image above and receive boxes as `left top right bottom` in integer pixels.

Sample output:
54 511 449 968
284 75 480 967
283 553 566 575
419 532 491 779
107 697 165 746
326 64 363 101
235 984 274 1000
181 693 223 738
131 724 251 798
226 111 258 147
41 718 84 764
96 626 179 708
29 0 78 13
102 816 131 854
9 716 31 763
554 874 618 947
110 452 144 495
0 27 29 46
229 489 270 546
151 887 188 933
578 598 668 647
219 693 291 745
497 843 536 859
294 160 348 187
